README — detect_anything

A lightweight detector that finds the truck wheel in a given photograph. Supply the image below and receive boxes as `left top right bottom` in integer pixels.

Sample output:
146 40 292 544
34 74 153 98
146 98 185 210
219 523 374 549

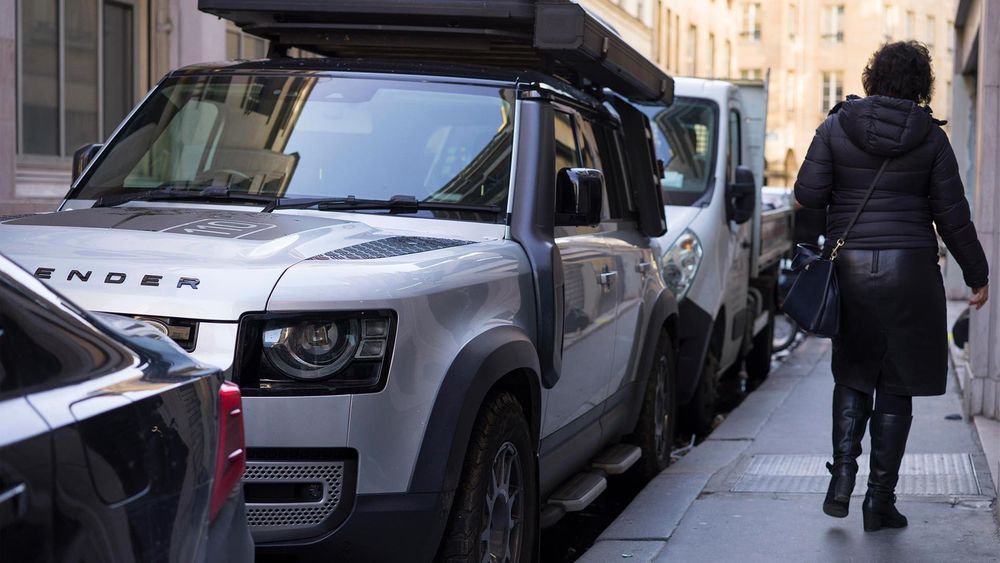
744 309 774 384
681 354 718 437
437 391 537 563
630 332 677 479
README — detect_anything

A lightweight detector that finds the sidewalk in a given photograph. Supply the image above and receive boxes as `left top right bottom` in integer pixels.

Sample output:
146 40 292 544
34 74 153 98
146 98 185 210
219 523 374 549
580 337 1000 563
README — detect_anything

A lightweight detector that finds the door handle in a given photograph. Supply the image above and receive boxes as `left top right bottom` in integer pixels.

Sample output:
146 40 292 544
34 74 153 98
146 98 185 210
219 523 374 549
0 483 28 527
598 270 618 287
635 261 651 274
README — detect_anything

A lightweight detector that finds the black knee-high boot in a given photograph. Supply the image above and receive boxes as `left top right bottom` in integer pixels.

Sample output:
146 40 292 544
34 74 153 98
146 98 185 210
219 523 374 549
862 412 912 531
824 385 872 518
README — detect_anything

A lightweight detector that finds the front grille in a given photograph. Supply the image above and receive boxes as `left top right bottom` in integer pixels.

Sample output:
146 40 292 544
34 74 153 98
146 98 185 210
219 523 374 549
243 458 355 542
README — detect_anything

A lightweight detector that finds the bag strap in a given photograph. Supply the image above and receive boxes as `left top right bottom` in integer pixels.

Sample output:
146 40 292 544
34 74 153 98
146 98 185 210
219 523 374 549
830 158 891 260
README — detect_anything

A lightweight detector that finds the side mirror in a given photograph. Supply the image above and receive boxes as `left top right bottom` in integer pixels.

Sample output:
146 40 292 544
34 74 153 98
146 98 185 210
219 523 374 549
726 165 756 224
72 143 103 183
555 168 603 226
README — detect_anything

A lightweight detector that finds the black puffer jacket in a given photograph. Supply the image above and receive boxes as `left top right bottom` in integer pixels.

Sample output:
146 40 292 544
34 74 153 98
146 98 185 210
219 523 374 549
795 94 989 288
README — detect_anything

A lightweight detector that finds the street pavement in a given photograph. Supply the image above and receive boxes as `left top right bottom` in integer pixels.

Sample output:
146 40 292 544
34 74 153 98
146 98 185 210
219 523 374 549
579 336 1000 563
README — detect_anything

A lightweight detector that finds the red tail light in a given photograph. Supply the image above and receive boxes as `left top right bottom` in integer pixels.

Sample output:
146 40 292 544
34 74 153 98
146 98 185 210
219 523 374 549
210 381 246 521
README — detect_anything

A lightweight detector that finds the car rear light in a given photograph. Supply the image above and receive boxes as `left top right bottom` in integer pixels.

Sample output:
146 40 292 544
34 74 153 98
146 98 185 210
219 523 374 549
210 381 246 521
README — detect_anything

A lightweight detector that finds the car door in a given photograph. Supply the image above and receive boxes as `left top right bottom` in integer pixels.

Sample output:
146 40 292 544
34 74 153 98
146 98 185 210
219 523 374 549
0 392 54 563
588 120 659 409
541 108 619 438
720 105 752 369
0 275 56 563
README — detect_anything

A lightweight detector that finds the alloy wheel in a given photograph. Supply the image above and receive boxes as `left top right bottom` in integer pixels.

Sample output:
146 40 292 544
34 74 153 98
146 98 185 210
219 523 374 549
480 441 524 563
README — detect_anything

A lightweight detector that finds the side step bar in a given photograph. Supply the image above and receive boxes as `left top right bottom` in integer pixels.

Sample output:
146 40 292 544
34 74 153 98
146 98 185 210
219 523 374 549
540 444 642 528
591 443 642 475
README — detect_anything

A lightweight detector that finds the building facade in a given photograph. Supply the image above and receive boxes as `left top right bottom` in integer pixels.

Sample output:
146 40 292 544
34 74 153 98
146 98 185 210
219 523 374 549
739 0 957 186
0 0 255 214
952 0 1000 421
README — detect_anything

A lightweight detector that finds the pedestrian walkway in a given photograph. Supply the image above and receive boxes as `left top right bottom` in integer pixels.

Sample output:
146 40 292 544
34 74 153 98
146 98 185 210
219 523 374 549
580 337 1000 563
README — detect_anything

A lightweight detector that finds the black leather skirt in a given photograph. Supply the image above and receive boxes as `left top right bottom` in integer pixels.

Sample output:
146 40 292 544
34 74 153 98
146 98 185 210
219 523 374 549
832 248 948 396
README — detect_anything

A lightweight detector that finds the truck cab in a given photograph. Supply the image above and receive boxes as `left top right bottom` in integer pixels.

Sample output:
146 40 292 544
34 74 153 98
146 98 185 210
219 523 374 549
0 2 681 561
640 77 793 433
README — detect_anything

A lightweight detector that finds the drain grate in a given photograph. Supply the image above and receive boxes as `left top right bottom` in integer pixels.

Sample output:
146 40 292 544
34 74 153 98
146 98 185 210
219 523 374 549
732 454 982 496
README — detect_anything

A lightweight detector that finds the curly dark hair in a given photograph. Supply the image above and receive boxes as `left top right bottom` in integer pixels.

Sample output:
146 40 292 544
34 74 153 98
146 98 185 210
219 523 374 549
862 41 935 105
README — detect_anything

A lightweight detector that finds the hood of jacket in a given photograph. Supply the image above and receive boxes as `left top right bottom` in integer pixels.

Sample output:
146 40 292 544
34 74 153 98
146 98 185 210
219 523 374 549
835 95 937 157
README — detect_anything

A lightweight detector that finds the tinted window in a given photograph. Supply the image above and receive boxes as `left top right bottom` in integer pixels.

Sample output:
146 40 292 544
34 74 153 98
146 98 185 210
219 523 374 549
554 110 581 172
641 98 718 206
728 109 742 182
0 274 128 394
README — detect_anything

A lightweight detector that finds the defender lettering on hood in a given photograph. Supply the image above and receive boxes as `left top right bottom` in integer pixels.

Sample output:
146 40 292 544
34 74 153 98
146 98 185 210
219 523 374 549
33 267 200 289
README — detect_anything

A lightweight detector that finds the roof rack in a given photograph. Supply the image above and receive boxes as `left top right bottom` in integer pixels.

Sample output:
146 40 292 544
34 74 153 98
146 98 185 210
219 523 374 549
198 0 673 104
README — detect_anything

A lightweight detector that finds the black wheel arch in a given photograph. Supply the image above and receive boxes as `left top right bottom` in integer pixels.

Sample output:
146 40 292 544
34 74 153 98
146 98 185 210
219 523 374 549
408 325 542 496
621 288 680 435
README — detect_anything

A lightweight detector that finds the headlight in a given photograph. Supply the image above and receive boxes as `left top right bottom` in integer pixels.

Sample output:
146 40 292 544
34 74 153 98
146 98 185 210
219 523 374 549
236 311 394 395
662 229 703 300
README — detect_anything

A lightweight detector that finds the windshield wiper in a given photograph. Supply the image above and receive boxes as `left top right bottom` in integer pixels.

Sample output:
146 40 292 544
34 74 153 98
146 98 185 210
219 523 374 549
94 186 276 208
262 194 500 215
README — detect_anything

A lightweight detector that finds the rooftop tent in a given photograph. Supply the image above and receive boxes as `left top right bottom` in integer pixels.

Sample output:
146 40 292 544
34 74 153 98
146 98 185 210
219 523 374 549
198 0 673 104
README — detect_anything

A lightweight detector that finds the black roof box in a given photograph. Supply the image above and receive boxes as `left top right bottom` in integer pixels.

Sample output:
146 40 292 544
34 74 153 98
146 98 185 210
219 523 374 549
198 0 673 104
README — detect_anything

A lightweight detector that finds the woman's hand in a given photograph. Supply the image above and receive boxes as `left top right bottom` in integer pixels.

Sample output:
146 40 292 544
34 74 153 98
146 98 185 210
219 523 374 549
970 285 989 310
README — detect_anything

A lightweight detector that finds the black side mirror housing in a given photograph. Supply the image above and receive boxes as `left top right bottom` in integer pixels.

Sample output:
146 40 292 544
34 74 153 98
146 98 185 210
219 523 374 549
72 143 103 184
726 165 756 224
555 168 603 226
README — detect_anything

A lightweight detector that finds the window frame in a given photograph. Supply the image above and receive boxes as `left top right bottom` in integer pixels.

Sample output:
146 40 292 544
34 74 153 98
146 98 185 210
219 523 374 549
15 0 144 161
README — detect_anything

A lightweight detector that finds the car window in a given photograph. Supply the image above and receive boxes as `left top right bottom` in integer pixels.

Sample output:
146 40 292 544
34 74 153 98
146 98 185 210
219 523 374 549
554 110 581 172
728 108 742 183
641 98 718 206
72 76 516 221
0 275 129 394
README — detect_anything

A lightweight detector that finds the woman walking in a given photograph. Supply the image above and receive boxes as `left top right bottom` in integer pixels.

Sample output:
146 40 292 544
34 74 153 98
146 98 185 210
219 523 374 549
794 41 990 532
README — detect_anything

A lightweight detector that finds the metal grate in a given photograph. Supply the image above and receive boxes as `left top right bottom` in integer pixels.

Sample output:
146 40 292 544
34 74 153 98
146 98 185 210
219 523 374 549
244 460 345 530
732 454 982 496
309 236 474 260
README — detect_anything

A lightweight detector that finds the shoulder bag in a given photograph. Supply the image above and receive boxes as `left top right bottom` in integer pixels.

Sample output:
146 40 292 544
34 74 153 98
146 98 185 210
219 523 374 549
782 158 891 337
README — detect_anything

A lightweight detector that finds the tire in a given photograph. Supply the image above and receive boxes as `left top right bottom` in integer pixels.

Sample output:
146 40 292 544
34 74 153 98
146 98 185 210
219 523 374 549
744 308 774 384
437 391 537 563
630 332 678 480
680 354 718 437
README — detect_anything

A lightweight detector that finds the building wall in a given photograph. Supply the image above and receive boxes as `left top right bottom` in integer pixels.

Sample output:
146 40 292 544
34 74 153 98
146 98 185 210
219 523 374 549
0 0 229 215
953 0 1000 420
742 0 957 186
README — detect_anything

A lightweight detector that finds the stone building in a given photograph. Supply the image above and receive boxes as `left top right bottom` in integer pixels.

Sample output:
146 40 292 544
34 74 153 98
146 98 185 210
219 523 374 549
578 0 741 79
951 0 1000 424
738 0 957 187
0 0 257 214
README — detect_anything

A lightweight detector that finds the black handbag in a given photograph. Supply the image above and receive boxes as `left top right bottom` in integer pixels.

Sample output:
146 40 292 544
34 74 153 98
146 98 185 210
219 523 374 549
783 158 891 337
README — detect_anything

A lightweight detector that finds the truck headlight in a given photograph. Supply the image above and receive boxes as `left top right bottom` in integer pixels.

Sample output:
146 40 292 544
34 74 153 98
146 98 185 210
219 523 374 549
662 229 703 300
235 311 394 395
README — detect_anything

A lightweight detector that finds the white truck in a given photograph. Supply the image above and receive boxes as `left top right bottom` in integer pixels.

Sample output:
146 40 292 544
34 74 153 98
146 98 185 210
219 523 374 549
638 77 794 433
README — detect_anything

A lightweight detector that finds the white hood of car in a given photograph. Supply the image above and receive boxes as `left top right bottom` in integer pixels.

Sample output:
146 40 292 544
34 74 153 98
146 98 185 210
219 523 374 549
0 206 489 320
661 205 703 247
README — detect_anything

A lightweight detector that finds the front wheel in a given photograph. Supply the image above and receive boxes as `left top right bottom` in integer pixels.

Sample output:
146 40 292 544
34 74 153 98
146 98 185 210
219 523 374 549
680 354 718 437
630 332 678 479
437 392 537 563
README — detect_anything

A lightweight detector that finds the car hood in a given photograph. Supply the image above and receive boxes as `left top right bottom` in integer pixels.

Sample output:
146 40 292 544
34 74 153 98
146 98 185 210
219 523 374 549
0 206 484 320
660 205 703 247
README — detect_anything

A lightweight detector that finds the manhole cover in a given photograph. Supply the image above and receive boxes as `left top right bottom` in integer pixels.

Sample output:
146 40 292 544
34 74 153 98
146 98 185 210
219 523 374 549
732 454 982 496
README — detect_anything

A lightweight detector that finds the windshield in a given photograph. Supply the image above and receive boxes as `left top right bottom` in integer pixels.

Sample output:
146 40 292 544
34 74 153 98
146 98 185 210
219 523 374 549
641 97 718 207
71 74 515 221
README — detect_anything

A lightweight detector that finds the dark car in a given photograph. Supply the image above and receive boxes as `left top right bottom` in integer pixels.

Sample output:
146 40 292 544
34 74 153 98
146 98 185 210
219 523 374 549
0 254 253 562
